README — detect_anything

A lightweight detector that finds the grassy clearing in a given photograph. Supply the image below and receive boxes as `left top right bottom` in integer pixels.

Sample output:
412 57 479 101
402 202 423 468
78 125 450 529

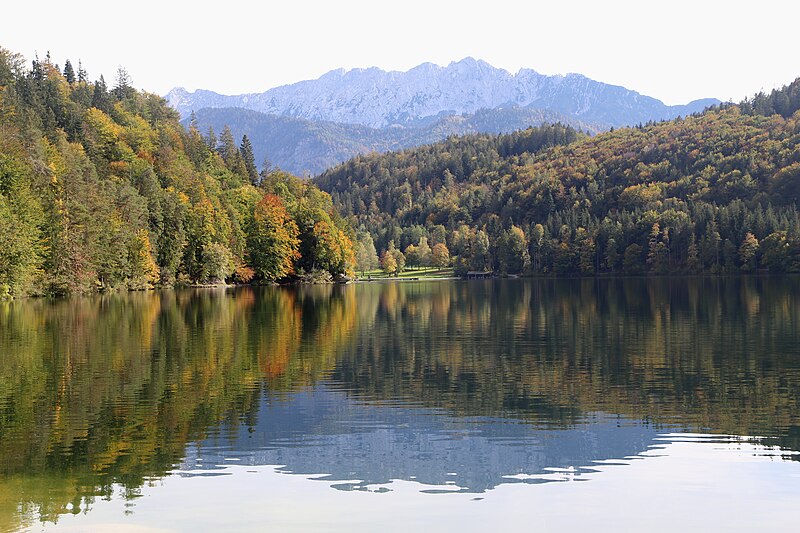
356 267 456 280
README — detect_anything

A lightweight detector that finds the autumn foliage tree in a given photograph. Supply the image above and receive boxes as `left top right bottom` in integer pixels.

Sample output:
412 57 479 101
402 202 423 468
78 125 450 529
247 195 300 281
431 243 450 268
0 47 356 296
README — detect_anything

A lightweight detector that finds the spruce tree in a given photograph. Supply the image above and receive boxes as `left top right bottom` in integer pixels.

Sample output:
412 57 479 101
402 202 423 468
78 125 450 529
77 60 87 83
205 126 217 151
63 60 75 84
113 66 133 100
239 135 259 186
91 75 109 111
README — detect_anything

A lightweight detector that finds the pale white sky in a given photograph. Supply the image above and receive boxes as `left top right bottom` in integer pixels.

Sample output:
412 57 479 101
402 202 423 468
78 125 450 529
4 0 798 104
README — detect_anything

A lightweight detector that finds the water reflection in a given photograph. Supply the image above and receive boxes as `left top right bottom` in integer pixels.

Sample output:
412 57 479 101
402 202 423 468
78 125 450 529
188 386 663 492
1 277 799 530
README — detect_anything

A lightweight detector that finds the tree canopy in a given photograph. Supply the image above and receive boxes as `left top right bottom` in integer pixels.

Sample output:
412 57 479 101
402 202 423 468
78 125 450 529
0 47 354 297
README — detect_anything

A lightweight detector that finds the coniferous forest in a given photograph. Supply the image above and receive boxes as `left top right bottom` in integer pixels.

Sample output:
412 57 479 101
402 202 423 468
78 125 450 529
0 48 354 297
316 80 800 277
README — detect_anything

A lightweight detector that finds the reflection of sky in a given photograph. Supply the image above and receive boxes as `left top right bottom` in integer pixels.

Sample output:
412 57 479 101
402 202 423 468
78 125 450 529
181 384 668 492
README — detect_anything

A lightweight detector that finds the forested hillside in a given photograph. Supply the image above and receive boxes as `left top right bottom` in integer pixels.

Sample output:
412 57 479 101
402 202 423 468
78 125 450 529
316 80 800 276
0 48 354 297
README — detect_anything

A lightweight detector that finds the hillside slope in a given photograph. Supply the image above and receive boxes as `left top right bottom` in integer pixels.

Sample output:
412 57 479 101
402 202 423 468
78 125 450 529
315 79 800 275
0 48 354 297
188 105 597 176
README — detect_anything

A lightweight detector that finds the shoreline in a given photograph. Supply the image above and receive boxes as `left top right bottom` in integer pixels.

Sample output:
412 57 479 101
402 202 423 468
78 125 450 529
3 272 796 301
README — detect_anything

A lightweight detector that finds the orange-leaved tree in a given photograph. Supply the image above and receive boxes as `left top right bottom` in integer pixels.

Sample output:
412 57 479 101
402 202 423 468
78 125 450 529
247 194 300 281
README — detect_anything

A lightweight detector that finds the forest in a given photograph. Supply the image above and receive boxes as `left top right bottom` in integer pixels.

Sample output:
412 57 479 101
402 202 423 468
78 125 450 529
0 48 354 298
3 44 800 295
316 79 800 276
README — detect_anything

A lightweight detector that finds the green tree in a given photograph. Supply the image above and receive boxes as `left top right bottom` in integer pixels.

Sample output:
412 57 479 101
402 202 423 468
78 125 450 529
202 242 234 283
687 233 701 273
404 243 419 269
112 66 134 100
0 188 44 297
761 231 792 272
576 227 596 274
471 230 491 271
623 243 644 274
128 229 159 288
416 236 432 268
311 219 354 276
389 240 406 274
91 75 110 111
217 126 246 177
605 237 619 272
355 232 379 275
157 189 188 286
647 223 670 274
498 225 529 275
702 220 722 273
530 223 545 273
240 135 259 186
63 60 75 84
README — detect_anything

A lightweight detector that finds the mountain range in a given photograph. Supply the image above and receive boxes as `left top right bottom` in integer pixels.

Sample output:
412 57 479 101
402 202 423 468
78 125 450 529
167 58 719 175
187 105 596 176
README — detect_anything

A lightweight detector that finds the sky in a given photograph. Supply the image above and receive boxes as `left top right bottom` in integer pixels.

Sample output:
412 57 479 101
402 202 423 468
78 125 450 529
3 0 799 105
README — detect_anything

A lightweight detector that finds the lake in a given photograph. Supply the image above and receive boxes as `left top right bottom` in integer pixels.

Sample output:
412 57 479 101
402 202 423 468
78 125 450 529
1 278 799 532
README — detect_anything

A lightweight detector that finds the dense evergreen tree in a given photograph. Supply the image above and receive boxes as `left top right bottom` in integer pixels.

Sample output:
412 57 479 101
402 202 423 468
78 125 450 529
90 74 109 111
62 59 75 84
112 66 134 100
240 134 259 185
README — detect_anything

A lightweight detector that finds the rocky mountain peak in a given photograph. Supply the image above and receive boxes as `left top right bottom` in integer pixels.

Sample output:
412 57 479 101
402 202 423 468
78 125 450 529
168 59 719 131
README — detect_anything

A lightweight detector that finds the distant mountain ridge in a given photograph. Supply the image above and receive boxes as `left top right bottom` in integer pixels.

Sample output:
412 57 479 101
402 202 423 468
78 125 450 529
186 105 598 176
167 58 718 129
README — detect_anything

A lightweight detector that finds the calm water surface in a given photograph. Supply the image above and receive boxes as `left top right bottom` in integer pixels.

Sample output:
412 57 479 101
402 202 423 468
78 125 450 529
1 278 799 532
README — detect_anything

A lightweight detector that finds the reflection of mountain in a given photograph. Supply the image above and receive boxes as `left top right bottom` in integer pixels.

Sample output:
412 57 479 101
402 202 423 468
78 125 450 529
188 385 663 492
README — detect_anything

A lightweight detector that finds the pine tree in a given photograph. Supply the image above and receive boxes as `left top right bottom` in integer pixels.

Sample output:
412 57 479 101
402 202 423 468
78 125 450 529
205 126 217 151
239 135 259 186
113 66 133 100
217 126 246 177
91 75 109 111
77 60 87 83
63 60 75 84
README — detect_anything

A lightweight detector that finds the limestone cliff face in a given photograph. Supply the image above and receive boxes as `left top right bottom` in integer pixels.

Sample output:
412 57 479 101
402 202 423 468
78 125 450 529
167 58 718 128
